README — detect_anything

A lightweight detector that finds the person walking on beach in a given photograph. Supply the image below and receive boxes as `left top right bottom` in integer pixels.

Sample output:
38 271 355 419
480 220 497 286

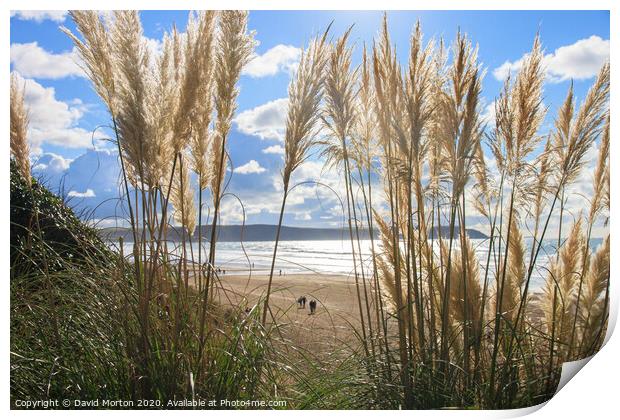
309 300 316 315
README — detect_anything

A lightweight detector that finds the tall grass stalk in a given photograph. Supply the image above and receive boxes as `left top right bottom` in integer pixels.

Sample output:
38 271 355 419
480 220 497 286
262 28 330 325
338 16 610 408
197 10 254 371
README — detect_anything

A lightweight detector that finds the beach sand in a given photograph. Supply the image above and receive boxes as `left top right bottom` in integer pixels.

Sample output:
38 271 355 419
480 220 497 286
203 270 545 355
208 272 377 354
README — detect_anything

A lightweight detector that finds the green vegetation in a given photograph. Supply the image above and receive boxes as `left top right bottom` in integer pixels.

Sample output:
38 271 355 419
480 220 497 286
11 160 132 402
10 160 373 409
10 162 287 407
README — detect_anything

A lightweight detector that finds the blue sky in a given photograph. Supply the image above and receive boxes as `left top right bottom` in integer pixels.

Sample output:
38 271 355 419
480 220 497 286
9 10 610 233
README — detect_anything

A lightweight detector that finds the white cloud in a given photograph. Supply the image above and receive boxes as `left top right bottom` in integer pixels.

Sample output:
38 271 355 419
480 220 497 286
88 217 130 229
481 100 496 126
11 35 162 80
294 212 312 221
291 160 325 183
493 35 609 83
206 154 386 227
234 98 288 141
493 57 525 82
460 135 608 241
32 152 73 173
68 188 96 198
12 72 101 152
243 44 301 78
538 142 608 239
545 36 610 81
218 188 324 226
262 145 285 155
11 10 67 23
326 205 344 218
234 160 267 175
144 37 163 60
11 42 84 79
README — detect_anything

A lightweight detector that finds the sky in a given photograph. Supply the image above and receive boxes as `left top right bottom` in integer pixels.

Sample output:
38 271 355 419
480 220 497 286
9 10 610 236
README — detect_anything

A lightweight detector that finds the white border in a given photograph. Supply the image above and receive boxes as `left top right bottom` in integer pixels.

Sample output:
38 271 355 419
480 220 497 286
2 1 617 418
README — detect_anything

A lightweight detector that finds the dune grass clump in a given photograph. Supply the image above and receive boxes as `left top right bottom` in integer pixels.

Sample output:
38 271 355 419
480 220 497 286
42 10 290 404
10 161 131 404
10 160 286 405
314 16 610 409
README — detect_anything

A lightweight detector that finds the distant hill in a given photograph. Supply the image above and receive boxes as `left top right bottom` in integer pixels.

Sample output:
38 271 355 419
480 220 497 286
429 226 489 240
99 224 488 242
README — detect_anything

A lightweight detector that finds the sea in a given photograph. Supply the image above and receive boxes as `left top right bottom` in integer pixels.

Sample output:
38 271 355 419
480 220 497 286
116 237 604 292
